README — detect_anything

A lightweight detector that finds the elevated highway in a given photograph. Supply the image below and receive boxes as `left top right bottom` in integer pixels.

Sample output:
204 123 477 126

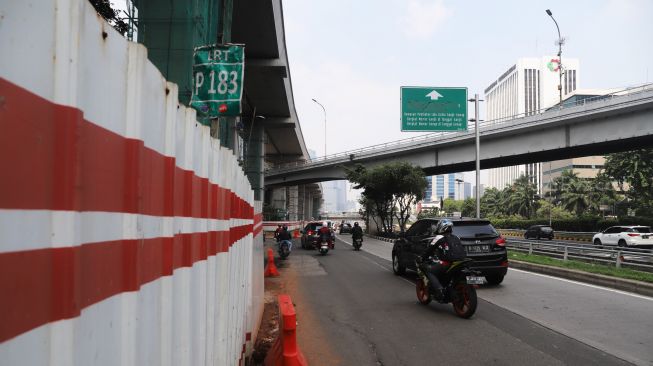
265 85 653 186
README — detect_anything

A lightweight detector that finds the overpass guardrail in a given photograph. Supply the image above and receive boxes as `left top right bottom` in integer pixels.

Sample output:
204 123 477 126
506 239 653 273
266 82 653 174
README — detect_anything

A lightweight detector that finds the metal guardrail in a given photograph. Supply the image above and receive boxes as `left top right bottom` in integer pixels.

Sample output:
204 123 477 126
507 239 653 273
500 229 596 241
266 82 653 174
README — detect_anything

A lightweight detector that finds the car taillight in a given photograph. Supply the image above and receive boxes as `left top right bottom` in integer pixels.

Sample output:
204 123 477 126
627 233 640 237
495 237 506 246
308 230 314 236
500 261 509 267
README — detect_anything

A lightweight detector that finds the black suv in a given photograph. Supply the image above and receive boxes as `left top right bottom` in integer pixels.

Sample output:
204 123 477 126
391 218 508 285
524 225 554 240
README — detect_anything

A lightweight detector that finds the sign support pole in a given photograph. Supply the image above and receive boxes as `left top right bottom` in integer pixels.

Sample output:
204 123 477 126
469 94 482 218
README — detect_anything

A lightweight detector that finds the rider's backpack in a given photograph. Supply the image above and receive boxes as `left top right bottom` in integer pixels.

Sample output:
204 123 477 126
438 236 466 261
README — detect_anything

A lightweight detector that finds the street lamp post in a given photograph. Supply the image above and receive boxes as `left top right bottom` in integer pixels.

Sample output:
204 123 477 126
455 178 464 201
546 9 564 107
548 161 552 226
312 98 327 158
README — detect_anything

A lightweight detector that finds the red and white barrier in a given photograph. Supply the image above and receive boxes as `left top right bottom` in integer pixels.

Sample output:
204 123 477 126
0 0 263 364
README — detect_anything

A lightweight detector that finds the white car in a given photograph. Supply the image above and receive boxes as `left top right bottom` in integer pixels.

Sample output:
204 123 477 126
592 226 653 247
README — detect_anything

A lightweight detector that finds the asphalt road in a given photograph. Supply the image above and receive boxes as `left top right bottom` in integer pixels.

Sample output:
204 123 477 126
278 235 653 366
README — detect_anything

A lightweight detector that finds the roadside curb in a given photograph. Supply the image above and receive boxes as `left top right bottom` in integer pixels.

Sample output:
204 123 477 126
364 234 395 243
510 260 653 298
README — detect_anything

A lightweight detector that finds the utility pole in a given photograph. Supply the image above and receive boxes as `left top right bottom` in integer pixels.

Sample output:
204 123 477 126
469 94 483 218
546 9 564 107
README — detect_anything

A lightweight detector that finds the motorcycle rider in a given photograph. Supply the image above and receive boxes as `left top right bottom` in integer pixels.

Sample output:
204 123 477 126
318 221 334 249
277 224 293 252
417 219 466 301
274 224 282 241
351 222 363 242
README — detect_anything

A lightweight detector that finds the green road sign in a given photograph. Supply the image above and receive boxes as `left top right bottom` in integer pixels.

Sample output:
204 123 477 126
191 44 245 118
401 87 468 131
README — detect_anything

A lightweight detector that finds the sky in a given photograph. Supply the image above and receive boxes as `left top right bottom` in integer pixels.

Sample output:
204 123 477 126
283 0 653 186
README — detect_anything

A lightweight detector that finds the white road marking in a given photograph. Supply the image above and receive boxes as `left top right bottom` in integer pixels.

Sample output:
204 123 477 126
510 268 653 301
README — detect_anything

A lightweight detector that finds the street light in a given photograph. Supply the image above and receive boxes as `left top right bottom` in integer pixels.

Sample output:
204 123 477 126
312 98 327 158
455 178 464 201
546 9 564 107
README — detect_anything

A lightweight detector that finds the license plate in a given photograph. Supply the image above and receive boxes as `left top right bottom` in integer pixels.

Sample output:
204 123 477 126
466 245 489 253
643 235 650 239
466 276 485 285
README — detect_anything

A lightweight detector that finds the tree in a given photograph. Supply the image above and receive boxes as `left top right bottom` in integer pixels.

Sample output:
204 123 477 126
506 175 539 218
480 187 504 218
603 148 653 216
442 198 463 215
587 173 617 215
547 169 579 206
89 0 130 35
461 198 476 217
535 201 574 219
561 178 590 216
346 162 426 233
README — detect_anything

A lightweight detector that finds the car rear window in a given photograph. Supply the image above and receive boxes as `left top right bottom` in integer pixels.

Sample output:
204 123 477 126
630 227 651 233
305 223 324 231
453 222 498 238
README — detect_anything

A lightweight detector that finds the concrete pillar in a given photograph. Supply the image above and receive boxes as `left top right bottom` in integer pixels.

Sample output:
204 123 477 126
287 186 299 221
270 187 286 209
244 120 264 200
297 185 305 221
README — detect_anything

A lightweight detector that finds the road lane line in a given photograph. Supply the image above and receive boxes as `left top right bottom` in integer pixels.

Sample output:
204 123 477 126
510 268 653 301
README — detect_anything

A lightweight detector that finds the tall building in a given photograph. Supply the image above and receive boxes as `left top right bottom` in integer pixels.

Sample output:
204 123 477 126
464 182 472 200
322 180 348 213
484 56 580 192
472 184 485 199
424 173 464 203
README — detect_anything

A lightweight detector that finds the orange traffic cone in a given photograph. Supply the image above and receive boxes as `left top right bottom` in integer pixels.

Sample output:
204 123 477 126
264 248 280 277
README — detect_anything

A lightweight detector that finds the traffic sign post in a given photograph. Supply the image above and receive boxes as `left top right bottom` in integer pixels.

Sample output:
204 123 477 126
400 87 468 132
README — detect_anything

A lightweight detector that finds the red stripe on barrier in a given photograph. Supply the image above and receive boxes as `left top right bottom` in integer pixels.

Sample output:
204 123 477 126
0 225 252 343
0 78 253 220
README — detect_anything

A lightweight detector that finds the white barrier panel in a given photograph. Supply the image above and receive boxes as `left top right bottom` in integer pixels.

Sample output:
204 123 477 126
0 0 263 364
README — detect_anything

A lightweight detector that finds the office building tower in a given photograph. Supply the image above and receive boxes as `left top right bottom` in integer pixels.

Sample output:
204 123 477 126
424 173 464 204
484 56 580 192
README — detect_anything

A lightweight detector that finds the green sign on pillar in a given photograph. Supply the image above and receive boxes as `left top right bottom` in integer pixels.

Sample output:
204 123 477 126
191 44 245 118
401 87 468 131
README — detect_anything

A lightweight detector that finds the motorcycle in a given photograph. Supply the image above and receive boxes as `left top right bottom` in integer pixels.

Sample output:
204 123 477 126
315 233 332 255
352 237 363 251
278 239 292 259
415 258 483 319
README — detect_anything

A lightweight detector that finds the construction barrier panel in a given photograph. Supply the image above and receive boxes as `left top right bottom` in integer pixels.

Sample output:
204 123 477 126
264 295 308 366
0 0 264 364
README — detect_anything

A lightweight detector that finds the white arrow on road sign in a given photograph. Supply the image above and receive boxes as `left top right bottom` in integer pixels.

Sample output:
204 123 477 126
426 90 443 100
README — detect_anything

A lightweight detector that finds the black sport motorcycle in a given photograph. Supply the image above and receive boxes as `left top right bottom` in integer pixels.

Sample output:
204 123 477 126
415 258 483 319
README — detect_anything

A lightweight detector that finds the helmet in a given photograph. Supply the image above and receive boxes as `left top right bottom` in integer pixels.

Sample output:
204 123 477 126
436 219 453 235
282 225 288 230
354 222 359 227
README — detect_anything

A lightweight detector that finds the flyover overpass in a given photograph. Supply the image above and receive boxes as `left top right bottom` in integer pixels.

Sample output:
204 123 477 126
265 85 653 186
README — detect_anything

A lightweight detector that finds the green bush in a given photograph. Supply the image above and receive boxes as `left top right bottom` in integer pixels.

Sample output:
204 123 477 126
490 216 653 232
